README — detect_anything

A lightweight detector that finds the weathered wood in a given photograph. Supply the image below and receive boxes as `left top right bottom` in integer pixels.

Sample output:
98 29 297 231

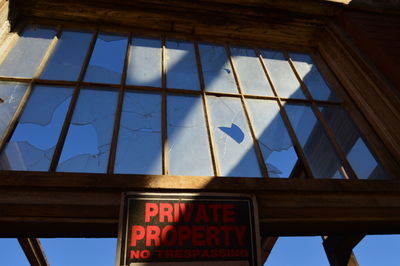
18 238 49 266
0 172 399 236
323 235 363 266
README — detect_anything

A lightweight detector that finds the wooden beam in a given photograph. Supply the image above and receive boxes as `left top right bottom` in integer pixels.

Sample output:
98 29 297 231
261 237 278 263
18 238 49 266
0 172 399 237
323 235 363 266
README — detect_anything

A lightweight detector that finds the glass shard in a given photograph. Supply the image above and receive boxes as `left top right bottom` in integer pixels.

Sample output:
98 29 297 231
114 91 162 175
230 46 274 96
289 53 339 101
126 37 162 87
0 85 73 171
0 82 28 140
0 26 56 77
84 33 128 84
199 43 237 93
166 40 200 90
207 95 262 177
246 99 299 178
168 94 213 176
284 103 346 179
40 30 93 81
57 87 118 173
319 106 391 179
261 50 305 99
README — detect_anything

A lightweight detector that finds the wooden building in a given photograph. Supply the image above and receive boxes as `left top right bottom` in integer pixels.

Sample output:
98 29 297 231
0 0 399 265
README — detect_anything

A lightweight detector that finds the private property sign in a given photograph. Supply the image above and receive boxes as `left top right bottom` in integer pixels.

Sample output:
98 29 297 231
116 193 261 266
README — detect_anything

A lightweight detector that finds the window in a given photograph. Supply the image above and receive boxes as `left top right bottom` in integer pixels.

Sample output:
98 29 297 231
0 25 392 179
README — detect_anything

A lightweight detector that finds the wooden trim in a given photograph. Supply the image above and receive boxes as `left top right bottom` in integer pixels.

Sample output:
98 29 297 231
161 37 168 175
261 237 278 263
317 23 400 179
323 235 363 266
18 238 49 266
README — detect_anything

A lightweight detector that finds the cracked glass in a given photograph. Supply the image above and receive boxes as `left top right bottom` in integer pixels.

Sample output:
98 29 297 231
261 50 305 99
285 103 346 179
0 85 73 171
246 99 299 178
40 30 93 81
166 40 200 90
198 43 237 93
207 95 261 177
0 25 56 77
230 46 274 96
126 37 162 87
0 82 28 141
168 94 213 176
84 33 128 84
114 91 162 175
319 106 391 179
289 53 339 101
57 87 118 173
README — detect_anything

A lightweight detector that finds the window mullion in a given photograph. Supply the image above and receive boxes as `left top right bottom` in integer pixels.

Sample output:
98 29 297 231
256 48 315 179
107 32 132 174
194 40 221 176
225 45 269 178
48 30 99 172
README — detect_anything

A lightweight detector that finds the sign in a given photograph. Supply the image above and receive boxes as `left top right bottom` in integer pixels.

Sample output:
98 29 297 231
116 193 261 266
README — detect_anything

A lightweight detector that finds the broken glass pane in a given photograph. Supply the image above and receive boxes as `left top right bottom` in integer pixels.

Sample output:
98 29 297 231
0 85 73 171
168 94 213 176
246 99 298 178
319 106 391 179
126 37 162 87
261 50 305 99
207 95 262 177
166 40 200 90
0 25 56 77
289 53 339 101
0 82 28 141
84 33 128 84
198 43 237 93
284 103 346 179
57 87 118 173
114 91 162 175
40 30 93 81
230 46 274 96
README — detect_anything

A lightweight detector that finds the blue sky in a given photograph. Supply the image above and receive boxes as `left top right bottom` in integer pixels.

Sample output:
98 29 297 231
1 235 399 265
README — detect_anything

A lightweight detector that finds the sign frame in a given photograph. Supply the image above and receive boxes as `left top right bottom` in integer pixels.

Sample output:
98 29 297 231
115 192 262 266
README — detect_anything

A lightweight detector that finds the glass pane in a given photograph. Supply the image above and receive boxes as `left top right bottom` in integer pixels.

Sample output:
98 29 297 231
289 53 339 101
285 103 346 179
319 106 391 179
166 40 200 90
246 99 298 178
84 33 128 84
261 50 305 99
0 25 56 77
57 87 118 173
40 30 93 81
0 85 73 171
0 82 28 140
126 37 162 87
114 91 162 175
207 95 261 177
230 46 274 96
168 94 213 176
198 43 237 93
